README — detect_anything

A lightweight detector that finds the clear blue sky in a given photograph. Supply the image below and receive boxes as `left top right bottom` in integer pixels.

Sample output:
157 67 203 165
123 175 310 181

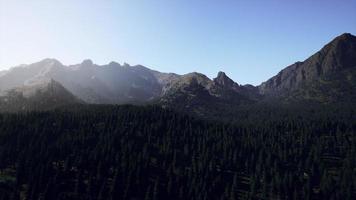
1 0 356 85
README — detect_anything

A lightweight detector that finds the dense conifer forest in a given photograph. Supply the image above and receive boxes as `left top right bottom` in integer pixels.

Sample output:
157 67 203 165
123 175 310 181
0 104 355 200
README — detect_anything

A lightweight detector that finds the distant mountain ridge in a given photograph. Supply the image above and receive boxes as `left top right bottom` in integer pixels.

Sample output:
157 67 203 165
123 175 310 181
0 57 258 109
0 33 355 113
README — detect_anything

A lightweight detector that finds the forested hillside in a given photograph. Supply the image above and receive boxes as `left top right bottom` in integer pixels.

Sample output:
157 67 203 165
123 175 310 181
0 105 355 200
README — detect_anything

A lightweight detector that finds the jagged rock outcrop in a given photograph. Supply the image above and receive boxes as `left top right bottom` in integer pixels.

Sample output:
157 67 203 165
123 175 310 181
214 71 239 88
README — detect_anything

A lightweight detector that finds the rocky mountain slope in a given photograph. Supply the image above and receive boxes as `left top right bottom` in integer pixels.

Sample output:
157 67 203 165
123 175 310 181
259 33 356 102
0 79 81 112
158 71 259 117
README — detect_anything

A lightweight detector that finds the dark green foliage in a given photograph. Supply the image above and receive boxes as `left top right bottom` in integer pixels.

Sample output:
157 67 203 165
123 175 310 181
0 104 355 200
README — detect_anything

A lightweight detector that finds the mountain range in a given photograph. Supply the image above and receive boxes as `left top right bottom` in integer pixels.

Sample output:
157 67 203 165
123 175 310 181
0 33 355 116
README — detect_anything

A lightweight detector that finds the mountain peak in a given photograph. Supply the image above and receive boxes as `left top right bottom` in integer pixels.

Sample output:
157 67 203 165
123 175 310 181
123 62 131 67
325 33 356 48
335 33 355 40
109 61 120 66
40 58 62 66
81 59 94 66
217 71 227 78
214 71 236 87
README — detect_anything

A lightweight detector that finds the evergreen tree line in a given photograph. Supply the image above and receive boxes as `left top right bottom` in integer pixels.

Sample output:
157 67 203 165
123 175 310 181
0 104 355 200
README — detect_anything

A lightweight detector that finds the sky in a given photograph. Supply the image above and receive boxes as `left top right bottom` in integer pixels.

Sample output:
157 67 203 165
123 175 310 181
1 0 356 85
